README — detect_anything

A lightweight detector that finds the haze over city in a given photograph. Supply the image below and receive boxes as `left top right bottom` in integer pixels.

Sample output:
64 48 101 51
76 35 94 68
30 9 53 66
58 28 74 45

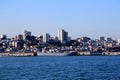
0 0 120 39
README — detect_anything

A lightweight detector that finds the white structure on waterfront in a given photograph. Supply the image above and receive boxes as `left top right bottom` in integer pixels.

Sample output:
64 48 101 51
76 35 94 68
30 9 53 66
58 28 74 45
43 33 50 43
58 29 68 44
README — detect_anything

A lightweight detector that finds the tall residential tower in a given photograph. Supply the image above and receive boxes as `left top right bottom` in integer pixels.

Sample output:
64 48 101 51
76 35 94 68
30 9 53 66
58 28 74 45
58 29 68 44
23 30 31 39
43 33 50 43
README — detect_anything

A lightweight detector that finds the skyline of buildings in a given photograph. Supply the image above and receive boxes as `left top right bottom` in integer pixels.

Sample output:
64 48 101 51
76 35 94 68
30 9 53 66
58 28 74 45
0 0 120 42
0 29 120 54
0 29 120 41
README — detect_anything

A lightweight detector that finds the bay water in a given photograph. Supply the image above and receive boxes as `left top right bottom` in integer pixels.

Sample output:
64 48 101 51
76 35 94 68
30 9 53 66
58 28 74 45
0 56 120 80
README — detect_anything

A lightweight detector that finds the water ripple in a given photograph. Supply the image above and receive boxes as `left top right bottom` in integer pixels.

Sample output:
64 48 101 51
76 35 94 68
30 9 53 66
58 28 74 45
0 56 120 80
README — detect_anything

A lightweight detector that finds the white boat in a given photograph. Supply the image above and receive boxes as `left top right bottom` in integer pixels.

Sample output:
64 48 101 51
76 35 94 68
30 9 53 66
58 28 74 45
37 51 77 56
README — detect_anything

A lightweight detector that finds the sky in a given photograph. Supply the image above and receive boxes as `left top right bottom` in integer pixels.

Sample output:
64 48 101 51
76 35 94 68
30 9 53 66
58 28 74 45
0 0 120 39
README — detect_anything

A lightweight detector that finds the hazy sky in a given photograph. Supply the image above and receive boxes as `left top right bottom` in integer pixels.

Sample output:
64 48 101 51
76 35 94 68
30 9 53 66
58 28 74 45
0 0 120 39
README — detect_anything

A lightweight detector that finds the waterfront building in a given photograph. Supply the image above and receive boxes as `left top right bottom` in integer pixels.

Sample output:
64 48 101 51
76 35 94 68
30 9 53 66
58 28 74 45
43 33 50 43
23 30 31 39
58 29 68 44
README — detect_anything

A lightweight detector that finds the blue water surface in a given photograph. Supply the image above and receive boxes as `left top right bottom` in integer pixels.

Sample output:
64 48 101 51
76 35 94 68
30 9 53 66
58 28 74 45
0 56 120 80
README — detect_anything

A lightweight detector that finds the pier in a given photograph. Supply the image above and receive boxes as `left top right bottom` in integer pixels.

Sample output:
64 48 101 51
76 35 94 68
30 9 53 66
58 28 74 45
0 52 37 57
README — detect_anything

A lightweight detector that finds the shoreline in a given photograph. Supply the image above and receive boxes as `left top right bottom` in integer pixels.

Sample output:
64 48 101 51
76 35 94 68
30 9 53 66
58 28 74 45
0 52 120 57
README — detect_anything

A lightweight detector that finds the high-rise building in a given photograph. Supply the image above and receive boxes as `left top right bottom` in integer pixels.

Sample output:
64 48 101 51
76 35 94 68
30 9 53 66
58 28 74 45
43 33 50 43
100 37 105 41
58 29 68 44
100 37 112 41
23 30 31 39
0 35 7 39
15 34 23 40
105 37 112 41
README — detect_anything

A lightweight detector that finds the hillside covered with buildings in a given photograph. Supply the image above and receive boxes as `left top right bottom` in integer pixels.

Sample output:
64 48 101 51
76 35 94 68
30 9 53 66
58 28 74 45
0 29 120 55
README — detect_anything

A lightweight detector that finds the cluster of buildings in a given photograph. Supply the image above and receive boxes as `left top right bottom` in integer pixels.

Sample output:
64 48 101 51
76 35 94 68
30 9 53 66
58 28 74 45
0 29 120 55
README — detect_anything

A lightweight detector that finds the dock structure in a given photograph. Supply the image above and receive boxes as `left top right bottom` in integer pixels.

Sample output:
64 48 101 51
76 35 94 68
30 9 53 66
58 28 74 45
77 52 120 56
0 52 37 57
77 52 102 56
102 52 120 56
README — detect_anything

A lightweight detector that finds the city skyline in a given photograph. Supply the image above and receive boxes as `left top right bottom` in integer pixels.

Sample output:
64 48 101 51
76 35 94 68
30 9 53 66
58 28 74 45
0 29 119 41
0 0 120 39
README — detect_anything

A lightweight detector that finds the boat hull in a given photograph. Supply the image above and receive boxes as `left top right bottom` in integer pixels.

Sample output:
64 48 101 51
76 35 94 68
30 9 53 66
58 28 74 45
37 52 77 56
